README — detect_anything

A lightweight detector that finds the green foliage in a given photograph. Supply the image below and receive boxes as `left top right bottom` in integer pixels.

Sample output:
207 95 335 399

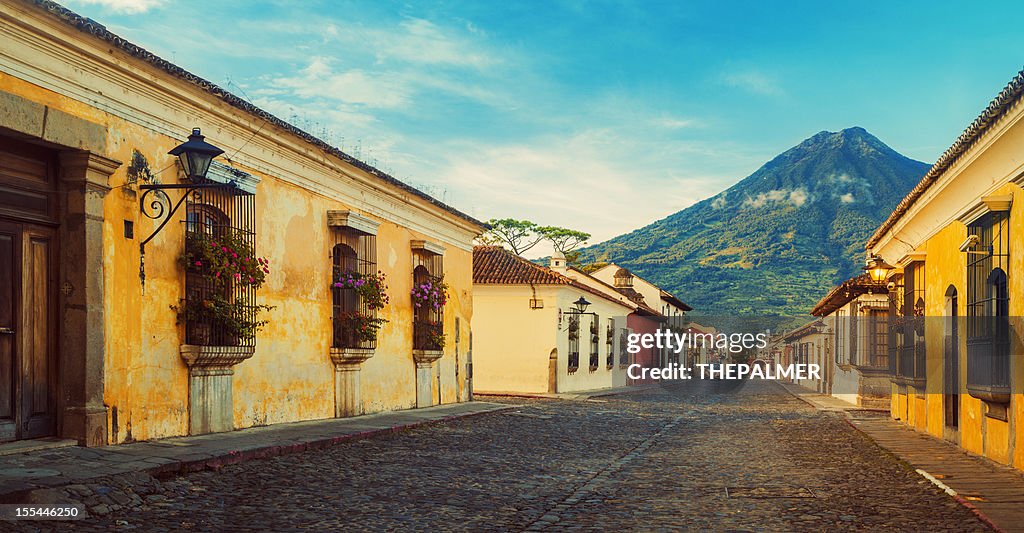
481 218 545 255
175 230 274 342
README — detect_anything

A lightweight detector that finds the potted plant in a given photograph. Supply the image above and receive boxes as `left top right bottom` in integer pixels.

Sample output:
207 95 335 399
411 276 448 311
334 270 390 310
333 270 390 346
174 229 273 345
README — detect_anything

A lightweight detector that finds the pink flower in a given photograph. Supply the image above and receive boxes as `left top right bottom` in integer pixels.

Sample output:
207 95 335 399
222 247 229 253
195 260 202 267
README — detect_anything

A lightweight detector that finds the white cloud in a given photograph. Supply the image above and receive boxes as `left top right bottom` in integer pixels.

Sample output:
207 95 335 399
742 188 809 208
70 0 162 13
652 116 699 130
839 193 855 203
721 70 783 96
711 195 728 209
415 131 728 248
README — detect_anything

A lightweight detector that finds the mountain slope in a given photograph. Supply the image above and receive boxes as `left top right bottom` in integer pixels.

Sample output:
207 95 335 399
578 127 929 324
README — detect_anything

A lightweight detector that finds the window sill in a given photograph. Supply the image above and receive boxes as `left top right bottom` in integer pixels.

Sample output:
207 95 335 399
967 385 1010 405
180 344 255 369
330 347 374 366
412 349 443 364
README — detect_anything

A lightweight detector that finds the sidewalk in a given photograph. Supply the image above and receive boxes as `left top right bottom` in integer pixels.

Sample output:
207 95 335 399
0 401 513 505
475 383 661 401
781 383 1024 533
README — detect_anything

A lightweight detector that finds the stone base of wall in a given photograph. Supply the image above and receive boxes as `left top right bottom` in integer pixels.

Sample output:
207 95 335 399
413 350 443 408
180 345 254 435
331 348 374 417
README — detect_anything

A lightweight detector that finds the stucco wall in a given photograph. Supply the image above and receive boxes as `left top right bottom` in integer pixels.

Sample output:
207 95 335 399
472 285 558 394
0 9 479 444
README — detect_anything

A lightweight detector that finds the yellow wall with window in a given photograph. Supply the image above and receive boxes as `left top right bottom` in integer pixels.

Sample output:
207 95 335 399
0 8 481 445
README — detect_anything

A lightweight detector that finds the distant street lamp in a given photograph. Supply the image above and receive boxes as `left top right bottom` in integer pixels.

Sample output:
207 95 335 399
571 296 592 314
863 254 895 284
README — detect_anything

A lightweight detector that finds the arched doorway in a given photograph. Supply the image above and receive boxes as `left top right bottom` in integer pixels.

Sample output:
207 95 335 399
943 285 959 436
548 348 558 393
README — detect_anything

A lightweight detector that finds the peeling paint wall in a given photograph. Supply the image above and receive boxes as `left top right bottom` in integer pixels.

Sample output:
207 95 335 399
0 6 481 445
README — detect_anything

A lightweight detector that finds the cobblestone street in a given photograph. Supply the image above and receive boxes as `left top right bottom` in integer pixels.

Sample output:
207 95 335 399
21 381 986 532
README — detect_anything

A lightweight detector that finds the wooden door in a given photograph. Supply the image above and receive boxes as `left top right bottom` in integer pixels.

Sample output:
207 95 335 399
0 220 56 442
0 222 17 441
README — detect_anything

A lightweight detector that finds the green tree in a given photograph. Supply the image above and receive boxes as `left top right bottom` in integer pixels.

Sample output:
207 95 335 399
538 226 591 265
480 218 545 256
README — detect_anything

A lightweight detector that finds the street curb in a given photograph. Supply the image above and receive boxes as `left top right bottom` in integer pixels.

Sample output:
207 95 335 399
779 382 1002 532
1 404 516 503
774 380 999 531
156 405 517 475
838 418 1004 533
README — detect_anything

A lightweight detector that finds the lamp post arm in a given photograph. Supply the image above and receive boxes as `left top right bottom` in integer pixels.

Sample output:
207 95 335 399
137 181 237 289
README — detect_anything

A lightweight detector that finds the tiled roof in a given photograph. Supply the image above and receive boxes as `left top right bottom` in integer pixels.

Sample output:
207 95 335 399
473 246 569 285
810 274 880 317
27 0 484 229
473 246 636 309
868 68 1024 249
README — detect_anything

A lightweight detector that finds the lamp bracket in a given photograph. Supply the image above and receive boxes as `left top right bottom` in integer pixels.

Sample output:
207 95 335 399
138 181 238 290
559 309 597 331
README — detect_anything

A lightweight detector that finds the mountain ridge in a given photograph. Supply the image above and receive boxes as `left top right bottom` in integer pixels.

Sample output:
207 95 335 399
577 127 930 327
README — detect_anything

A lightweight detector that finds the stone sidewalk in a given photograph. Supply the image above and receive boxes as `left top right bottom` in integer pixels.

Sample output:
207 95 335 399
782 382 1024 533
0 401 513 505
475 383 661 401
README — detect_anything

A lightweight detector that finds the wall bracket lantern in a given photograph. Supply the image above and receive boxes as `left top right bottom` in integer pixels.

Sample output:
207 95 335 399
863 254 895 285
560 296 597 331
138 129 236 289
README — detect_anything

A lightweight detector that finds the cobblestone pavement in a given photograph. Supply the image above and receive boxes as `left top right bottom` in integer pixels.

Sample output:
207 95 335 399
15 381 987 532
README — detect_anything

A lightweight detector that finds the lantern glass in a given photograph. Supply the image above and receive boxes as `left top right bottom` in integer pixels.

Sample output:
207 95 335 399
863 255 894 283
573 296 591 314
168 128 224 182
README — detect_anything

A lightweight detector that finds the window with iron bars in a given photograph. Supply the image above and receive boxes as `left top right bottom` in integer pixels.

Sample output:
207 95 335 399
183 186 258 348
412 251 444 351
834 309 847 365
331 228 378 350
606 320 615 368
619 328 630 367
589 315 600 371
857 307 888 369
567 314 580 372
966 211 1010 401
887 262 925 384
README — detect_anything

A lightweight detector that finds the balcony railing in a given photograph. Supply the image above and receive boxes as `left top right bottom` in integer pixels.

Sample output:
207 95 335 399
967 325 1010 403
413 320 443 351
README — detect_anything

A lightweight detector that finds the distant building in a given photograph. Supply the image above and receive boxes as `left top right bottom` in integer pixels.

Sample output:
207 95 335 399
588 264 691 372
471 247 636 394
783 320 828 392
810 275 890 408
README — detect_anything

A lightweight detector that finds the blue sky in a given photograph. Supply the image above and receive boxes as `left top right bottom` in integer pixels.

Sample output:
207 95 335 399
66 0 1024 253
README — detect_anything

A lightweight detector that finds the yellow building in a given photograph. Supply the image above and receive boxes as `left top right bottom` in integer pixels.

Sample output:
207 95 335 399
868 68 1024 469
0 1 483 446
472 246 636 394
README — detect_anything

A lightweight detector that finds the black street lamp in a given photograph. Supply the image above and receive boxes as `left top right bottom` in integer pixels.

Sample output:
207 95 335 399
138 129 237 289
168 128 224 182
571 296 591 314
